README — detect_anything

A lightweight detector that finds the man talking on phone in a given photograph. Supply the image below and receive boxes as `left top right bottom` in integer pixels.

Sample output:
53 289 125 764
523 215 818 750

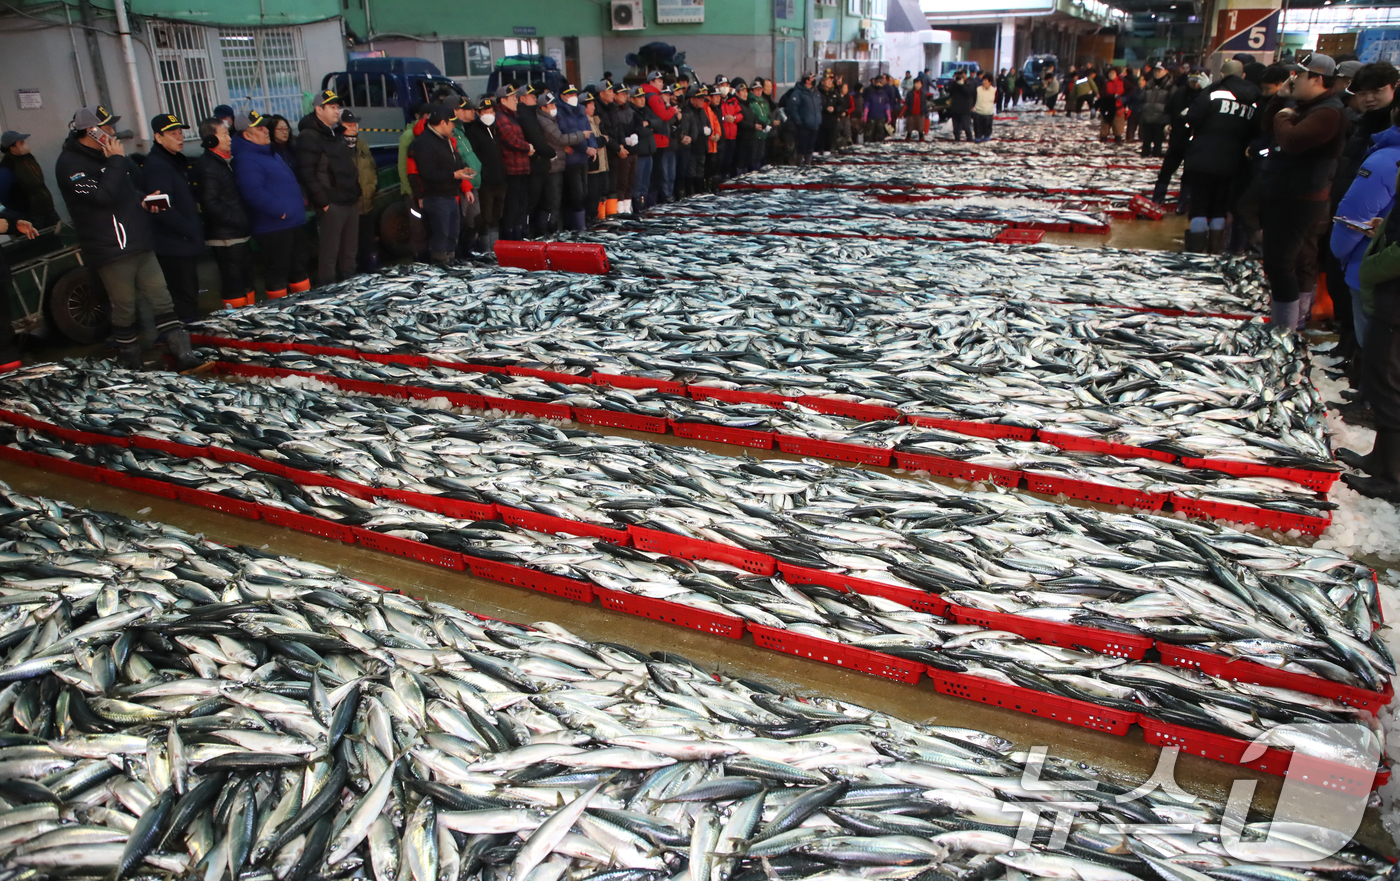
54 105 207 373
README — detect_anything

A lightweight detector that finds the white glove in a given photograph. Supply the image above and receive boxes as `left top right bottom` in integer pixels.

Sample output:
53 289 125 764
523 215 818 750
625 134 638 146
703 126 711 136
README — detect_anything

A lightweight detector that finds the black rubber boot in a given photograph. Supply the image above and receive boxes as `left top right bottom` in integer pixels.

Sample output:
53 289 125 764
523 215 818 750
117 342 144 371
1207 228 1227 255
1338 429 1393 477
162 327 212 375
1183 230 1208 253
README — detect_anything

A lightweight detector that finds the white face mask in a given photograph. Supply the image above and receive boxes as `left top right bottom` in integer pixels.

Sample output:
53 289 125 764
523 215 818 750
719 86 731 96
480 114 495 126
547 107 558 117
565 96 578 106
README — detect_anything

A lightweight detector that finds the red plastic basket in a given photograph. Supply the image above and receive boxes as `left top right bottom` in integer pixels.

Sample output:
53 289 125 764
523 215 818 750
261 506 356 543
291 471 374 499
0 408 45 430
352 527 466 570
405 492 497 522
1169 496 1331 537
545 242 610 274
100 468 179 499
595 588 745 638
927 668 1136 734
1023 472 1168 511
440 391 488 410
688 385 793 408
778 562 948 615
0 445 37 467
1155 643 1393 712
175 487 262 520
216 362 292 380
894 451 988 483
1036 430 1175 463
466 558 594 602
362 352 431 368
1180 457 1339 492
36 454 107 483
572 407 668 434
628 524 776 575
670 421 774 450
905 414 1037 442
46 425 119 447
995 228 1045 245
498 505 629 543
1139 717 1386 792
749 624 924 683
505 365 591 384
131 435 209 458
296 343 361 360
775 435 893 466
1129 195 1166 220
797 396 900 422
944 604 1152 659
494 240 549 270
481 396 573 420
591 373 686 396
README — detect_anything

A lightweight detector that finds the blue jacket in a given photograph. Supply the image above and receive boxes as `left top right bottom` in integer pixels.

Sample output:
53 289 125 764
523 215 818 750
558 102 595 167
231 135 305 235
1332 126 1400 291
784 83 822 130
863 85 893 122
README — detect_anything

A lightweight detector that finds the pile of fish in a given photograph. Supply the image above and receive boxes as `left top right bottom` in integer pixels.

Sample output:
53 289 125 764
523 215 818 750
0 480 1391 881
830 138 1163 162
647 191 1110 232
0 365 1384 695
726 161 1159 199
564 233 1267 316
593 214 1006 242
185 266 1322 470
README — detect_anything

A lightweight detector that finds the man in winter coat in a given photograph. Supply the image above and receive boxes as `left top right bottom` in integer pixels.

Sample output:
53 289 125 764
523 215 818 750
625 87 657 212
463 97 506 252
863 75 895 143
744 80 773 172
396 103 430 259
494 86 536 241
1331 110 1400 358
555 86 597 230
141 113 204 322
1151 74 1204 204
343 112 379 270
1138 65 1173 157
518 85 557 238
295 90 361 286
231 110 310 302
677 86 708 198
641 72 679 203
1258 53 1348 329
409 104 472 264
0 132 58 227
600 82 634 215
782 73 821 164
1182 60 1261 253
440 97 482 254
945 71 975 142
535 91 589 233
55 104 204 372
192 117 253 309
718 81 745 178
1342 193 1400 500
903 76 932 141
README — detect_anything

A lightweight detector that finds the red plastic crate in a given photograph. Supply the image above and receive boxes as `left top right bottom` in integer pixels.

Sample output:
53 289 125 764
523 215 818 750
505 365 591 384
688 385 793 408
413 493 497 522
905 414 1037 442
1155 643 1393 712
1036 430 1175 463
927 668 1136 734
441 391 488 410
749 624 923 683
131 435 208 458
100 469 179 499
498 505 629 543
0 445 37 467
670 421 774 450
1024 472 1168 511
174 487 262 520
775 435 893 466
995 228 1046 245
46 425 118 447
545 242 610 274
295 472 374 499
778 562 947 615
481 396 572 421
1180 457 1339 492
466 558 593 602
1139 717 1387 793
362 352 431 368
797 396 900 422
0 408 45 430
261 506 356 543
296 343 361 360
405 385 457 403
189 333 242 349
944 604 1152 659
595 588 745 639
629 524 776 575
216 362 292 380
894 451 985 482
1169 496 1331 537
572 407 668 434
590 372 686 396
352 527 465 570
36 454 106 483
1129 195 1166 220
494 240 549 270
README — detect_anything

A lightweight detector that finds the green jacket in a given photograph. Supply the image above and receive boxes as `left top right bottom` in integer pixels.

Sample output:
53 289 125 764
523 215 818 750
1358 217 1400 318
354 136 377 215
747 95 772 140
453 121 483 178
397 123 415 197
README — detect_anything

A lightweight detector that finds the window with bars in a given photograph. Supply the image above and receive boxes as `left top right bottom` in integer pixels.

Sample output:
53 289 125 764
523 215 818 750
219 27 311 120
150 21 216 137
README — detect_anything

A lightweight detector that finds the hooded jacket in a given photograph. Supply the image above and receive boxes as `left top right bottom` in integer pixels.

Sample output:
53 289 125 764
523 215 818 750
786 81 822 130
139 143 204 257
1332 101 1395 209
1333 125 1400 291
643 83 677 149
1138 74 1173 126
192 147 250 241
538 106 589 173
54 134 155 267
1183 75 1260 176
230 134 306 236
294 113 362 208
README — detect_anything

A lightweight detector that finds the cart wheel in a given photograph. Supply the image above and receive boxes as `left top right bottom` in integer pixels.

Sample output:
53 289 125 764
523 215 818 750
48 267 110 345
379 200 412 258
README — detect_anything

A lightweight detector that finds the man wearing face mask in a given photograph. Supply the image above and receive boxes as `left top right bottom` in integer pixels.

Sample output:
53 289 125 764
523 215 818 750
517 85 556 238
535 90 591 234
556 86 598 231
639 72 678 204
463 97 506 253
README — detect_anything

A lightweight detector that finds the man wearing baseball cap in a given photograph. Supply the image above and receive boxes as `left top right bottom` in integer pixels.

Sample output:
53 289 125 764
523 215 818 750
55 105 207 373
0 131 58 228
518 85 557 235
231 110 311 302
295 89 362 286
1180 59 1259 254
1258 52 1347 330
143 113 205 323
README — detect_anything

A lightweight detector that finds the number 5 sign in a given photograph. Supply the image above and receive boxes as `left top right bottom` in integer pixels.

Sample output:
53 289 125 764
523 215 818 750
1211 8 1280 54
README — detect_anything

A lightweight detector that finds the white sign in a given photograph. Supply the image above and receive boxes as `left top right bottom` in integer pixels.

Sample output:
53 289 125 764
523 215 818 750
657 0 704 23
811 18 836 41
16 90 40 110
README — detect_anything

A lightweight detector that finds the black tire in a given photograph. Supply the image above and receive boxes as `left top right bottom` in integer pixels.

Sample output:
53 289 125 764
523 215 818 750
379 200 412 258
47 267 110 345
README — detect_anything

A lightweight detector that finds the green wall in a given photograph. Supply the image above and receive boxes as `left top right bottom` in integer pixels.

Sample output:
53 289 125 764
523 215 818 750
12 0 342 27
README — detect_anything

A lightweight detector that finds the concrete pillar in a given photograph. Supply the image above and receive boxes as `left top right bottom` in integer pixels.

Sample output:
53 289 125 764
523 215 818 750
998 18 1017 73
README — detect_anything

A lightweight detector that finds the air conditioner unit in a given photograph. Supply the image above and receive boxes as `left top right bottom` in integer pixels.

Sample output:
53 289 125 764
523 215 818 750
611 0 644 30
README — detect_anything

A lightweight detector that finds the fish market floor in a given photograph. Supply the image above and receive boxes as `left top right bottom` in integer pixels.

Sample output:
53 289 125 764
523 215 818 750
1 458 1393 856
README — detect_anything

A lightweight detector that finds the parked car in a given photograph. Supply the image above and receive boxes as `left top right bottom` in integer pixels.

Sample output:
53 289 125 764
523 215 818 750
323 57 467 151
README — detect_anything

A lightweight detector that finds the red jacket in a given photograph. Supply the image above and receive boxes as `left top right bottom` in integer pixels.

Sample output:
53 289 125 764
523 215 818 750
496 105 533 176
407 118 472 196
719 96 742 140
643 83 677 149
702 104 720 154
